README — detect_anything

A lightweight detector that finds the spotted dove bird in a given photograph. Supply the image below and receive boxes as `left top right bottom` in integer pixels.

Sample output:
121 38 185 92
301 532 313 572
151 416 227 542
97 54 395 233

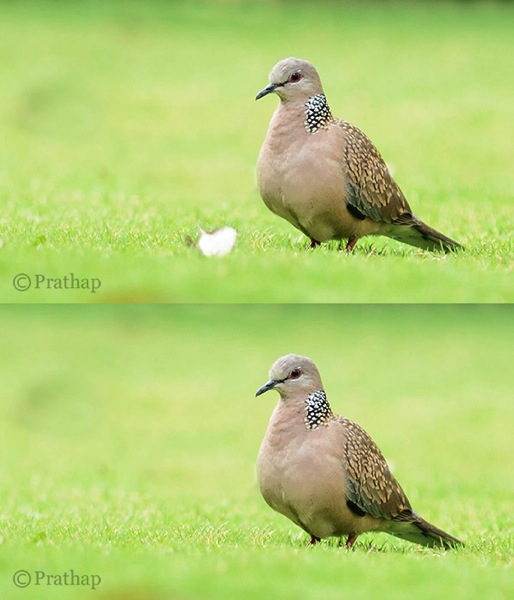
256 354 463 549
256 58 462 252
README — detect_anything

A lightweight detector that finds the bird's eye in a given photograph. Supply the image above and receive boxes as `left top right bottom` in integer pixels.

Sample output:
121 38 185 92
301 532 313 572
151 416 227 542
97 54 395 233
289 369 302 379
288 72 302 83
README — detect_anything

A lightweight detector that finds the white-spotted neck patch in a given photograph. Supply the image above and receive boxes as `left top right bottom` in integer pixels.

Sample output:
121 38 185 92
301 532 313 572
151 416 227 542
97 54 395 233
304 390 333 430
304 94 334 134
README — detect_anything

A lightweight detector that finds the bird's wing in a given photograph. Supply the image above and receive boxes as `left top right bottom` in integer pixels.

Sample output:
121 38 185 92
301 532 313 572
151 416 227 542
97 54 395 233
338 416 413 521
338 120 416 226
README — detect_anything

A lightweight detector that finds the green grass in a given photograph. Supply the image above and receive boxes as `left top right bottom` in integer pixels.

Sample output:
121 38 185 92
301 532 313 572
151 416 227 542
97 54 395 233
0 0 512 302
0 305 512 599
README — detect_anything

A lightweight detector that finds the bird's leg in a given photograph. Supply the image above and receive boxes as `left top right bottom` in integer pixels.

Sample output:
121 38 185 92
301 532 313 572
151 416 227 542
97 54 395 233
309 535 321 546
345 534 358 550
345 237 358 253
309 239 321 249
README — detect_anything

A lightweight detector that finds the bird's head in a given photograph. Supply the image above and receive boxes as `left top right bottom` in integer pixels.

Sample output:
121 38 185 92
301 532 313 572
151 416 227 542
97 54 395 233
255 58 324 103
256 354 323 400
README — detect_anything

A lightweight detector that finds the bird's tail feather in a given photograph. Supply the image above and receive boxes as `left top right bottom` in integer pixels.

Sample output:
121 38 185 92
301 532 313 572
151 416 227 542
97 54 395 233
390 517 463 549
388 220 462 253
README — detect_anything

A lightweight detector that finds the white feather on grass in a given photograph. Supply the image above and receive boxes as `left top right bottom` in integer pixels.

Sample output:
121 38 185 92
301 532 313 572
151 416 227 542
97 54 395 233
197 226 237 257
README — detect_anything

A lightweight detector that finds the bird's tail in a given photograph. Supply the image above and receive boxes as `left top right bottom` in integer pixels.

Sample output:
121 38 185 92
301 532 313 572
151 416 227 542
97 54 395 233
388 219 462 253
389 516 463 549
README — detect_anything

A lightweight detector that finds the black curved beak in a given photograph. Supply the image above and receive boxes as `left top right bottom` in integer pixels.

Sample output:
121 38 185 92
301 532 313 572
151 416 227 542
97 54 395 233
255 379 278 396
255 83 277 100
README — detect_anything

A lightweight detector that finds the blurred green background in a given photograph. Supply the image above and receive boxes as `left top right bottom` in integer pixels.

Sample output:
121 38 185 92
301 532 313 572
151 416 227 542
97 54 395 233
0 0 512 302
0 305 512 598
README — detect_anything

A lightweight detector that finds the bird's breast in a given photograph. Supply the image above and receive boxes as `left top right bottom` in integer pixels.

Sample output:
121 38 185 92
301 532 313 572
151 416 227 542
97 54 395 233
257 418 351 536
257 416 385 538
257 119 361 242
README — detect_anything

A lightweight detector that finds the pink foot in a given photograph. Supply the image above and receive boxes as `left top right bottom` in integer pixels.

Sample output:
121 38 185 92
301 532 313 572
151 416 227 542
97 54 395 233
346 534 358 550
309 239 321 249
310 536 321 545
345 237 358 253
